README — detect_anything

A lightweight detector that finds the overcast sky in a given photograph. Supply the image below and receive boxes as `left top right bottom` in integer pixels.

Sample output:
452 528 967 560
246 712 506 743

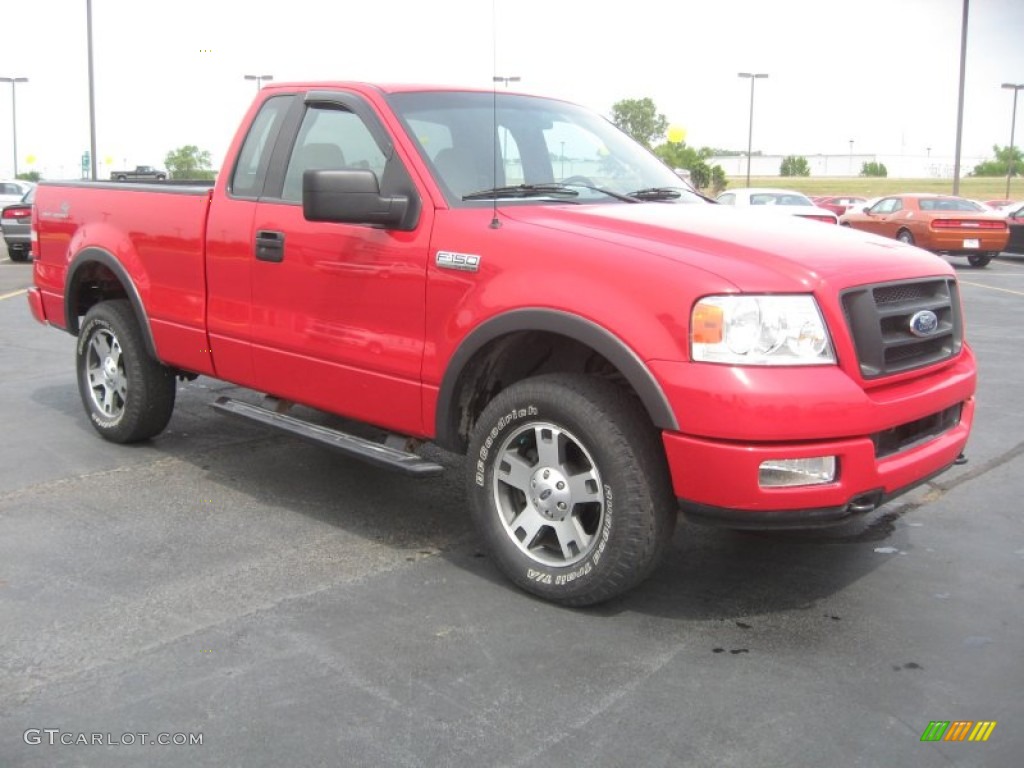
2 0 1022 179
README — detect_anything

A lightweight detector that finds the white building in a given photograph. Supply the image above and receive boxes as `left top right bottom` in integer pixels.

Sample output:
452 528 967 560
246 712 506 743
709 153 988 179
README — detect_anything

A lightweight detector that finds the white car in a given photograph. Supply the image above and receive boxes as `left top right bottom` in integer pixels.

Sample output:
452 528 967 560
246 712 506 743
0 180 34 205
716 187 839 224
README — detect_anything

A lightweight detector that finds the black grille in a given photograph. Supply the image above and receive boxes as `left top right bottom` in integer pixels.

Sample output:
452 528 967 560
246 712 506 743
841 278 963 379
873 283 934 305
873 404 963 458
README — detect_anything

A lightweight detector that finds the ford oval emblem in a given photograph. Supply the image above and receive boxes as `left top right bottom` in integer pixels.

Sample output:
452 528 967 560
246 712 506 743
909 310 939 337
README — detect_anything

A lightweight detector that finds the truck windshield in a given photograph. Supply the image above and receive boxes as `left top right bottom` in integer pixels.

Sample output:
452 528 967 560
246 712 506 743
387 91 704 206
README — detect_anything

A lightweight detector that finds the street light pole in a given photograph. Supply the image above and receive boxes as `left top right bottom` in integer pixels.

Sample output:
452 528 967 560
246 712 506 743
0 75 27 177
243 74 273 94
738 73 768 187
849 139 854 174
1002 83 1023 199
952 0 969 195
86 0 97 179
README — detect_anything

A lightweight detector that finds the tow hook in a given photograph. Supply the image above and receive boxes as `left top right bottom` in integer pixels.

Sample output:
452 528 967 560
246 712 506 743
847 496 878 515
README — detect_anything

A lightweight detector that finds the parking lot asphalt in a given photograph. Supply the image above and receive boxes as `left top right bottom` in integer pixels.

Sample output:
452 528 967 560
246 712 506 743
1 246 1022 767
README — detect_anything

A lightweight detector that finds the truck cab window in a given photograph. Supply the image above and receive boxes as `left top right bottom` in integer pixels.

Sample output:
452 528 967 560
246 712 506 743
281 106 387 203
230 95 291 198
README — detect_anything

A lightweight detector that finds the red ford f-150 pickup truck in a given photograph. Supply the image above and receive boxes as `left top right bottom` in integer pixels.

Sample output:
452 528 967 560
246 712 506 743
27 83 976 605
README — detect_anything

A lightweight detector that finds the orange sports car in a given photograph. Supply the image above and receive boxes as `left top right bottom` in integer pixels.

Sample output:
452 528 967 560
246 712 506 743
840 193 1009 267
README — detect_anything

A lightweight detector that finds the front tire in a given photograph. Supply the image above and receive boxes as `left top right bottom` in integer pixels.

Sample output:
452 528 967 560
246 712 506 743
897 229 915 245
76 300 176 443
466 374 676 606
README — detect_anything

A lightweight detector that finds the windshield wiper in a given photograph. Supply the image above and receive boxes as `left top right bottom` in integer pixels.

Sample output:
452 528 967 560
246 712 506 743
626 186 685 201
626 182 716 202
558 182 639 203
462 183 580 201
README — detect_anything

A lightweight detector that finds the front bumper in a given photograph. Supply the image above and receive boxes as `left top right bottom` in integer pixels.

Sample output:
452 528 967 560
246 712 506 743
662 396 973 526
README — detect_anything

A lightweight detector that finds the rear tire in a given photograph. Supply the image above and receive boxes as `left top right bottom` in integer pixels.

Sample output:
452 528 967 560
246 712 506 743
7 247 29 262
466 374 677 606
967 253 993 267
76 300 176 443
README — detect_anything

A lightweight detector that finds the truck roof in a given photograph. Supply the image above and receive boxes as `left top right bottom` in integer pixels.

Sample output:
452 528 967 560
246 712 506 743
261 81 526 96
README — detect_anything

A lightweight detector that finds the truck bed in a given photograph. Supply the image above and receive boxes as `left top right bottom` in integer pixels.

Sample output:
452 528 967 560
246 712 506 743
33 181 216 376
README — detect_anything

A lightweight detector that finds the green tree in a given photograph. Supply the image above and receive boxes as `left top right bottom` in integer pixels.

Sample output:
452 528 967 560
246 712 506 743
972 144 1023 176
164 145 215 180
860 161 888 178
653 140 727 194
709 165 728 194
654 141 711 169
780 155 810 177
610 97 668 149
16 171 42 182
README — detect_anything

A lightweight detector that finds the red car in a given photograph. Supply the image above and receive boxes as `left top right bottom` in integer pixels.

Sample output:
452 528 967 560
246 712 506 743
841 193 1008 267
814 195 867 217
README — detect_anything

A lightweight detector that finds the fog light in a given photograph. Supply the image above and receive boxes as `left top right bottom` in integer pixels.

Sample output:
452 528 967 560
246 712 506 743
759 457 836 487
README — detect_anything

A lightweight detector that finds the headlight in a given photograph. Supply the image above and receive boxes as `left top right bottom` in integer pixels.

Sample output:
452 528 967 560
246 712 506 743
691 295 835 365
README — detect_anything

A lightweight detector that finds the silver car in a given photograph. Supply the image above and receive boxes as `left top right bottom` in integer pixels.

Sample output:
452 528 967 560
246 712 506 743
1 186 34 262
0 179 33 204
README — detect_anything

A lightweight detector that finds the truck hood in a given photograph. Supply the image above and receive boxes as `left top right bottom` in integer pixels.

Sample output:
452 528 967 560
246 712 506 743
500 202 954 291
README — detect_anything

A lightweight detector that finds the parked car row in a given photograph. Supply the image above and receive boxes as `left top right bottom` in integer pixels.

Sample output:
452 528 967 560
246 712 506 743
715 185 1023 269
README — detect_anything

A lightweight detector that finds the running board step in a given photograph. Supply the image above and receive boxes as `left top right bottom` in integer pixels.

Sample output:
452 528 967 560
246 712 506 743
210 397 444 477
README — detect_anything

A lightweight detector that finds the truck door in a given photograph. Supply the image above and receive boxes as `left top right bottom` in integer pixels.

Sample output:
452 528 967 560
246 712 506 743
207 93 297 388
248 92 432 436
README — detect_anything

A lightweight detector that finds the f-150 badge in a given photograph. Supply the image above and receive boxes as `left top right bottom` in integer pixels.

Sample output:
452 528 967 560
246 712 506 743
435 251 480 272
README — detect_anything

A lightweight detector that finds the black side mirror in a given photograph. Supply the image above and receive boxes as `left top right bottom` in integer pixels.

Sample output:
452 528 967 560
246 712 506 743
303 169 413 230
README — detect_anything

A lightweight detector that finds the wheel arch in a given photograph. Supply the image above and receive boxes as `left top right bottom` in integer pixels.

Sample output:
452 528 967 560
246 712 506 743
434 309 678 453
64 247 158 359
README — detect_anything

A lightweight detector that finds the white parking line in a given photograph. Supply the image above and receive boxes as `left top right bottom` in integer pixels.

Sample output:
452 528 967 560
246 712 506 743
0 288 27 301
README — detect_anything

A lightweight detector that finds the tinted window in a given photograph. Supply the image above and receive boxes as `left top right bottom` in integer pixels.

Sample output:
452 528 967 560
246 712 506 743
749 192 813 206
918 198 985 212
870 198 901 214
281 106 387 203
230 96 292 198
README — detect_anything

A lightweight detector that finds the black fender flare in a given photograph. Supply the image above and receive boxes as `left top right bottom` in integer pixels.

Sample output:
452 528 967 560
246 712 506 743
434 309 678 451
64 247 159 359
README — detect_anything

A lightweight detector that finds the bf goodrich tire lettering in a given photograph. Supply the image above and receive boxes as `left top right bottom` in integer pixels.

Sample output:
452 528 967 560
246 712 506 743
467 374 676 606
76 299 176 443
